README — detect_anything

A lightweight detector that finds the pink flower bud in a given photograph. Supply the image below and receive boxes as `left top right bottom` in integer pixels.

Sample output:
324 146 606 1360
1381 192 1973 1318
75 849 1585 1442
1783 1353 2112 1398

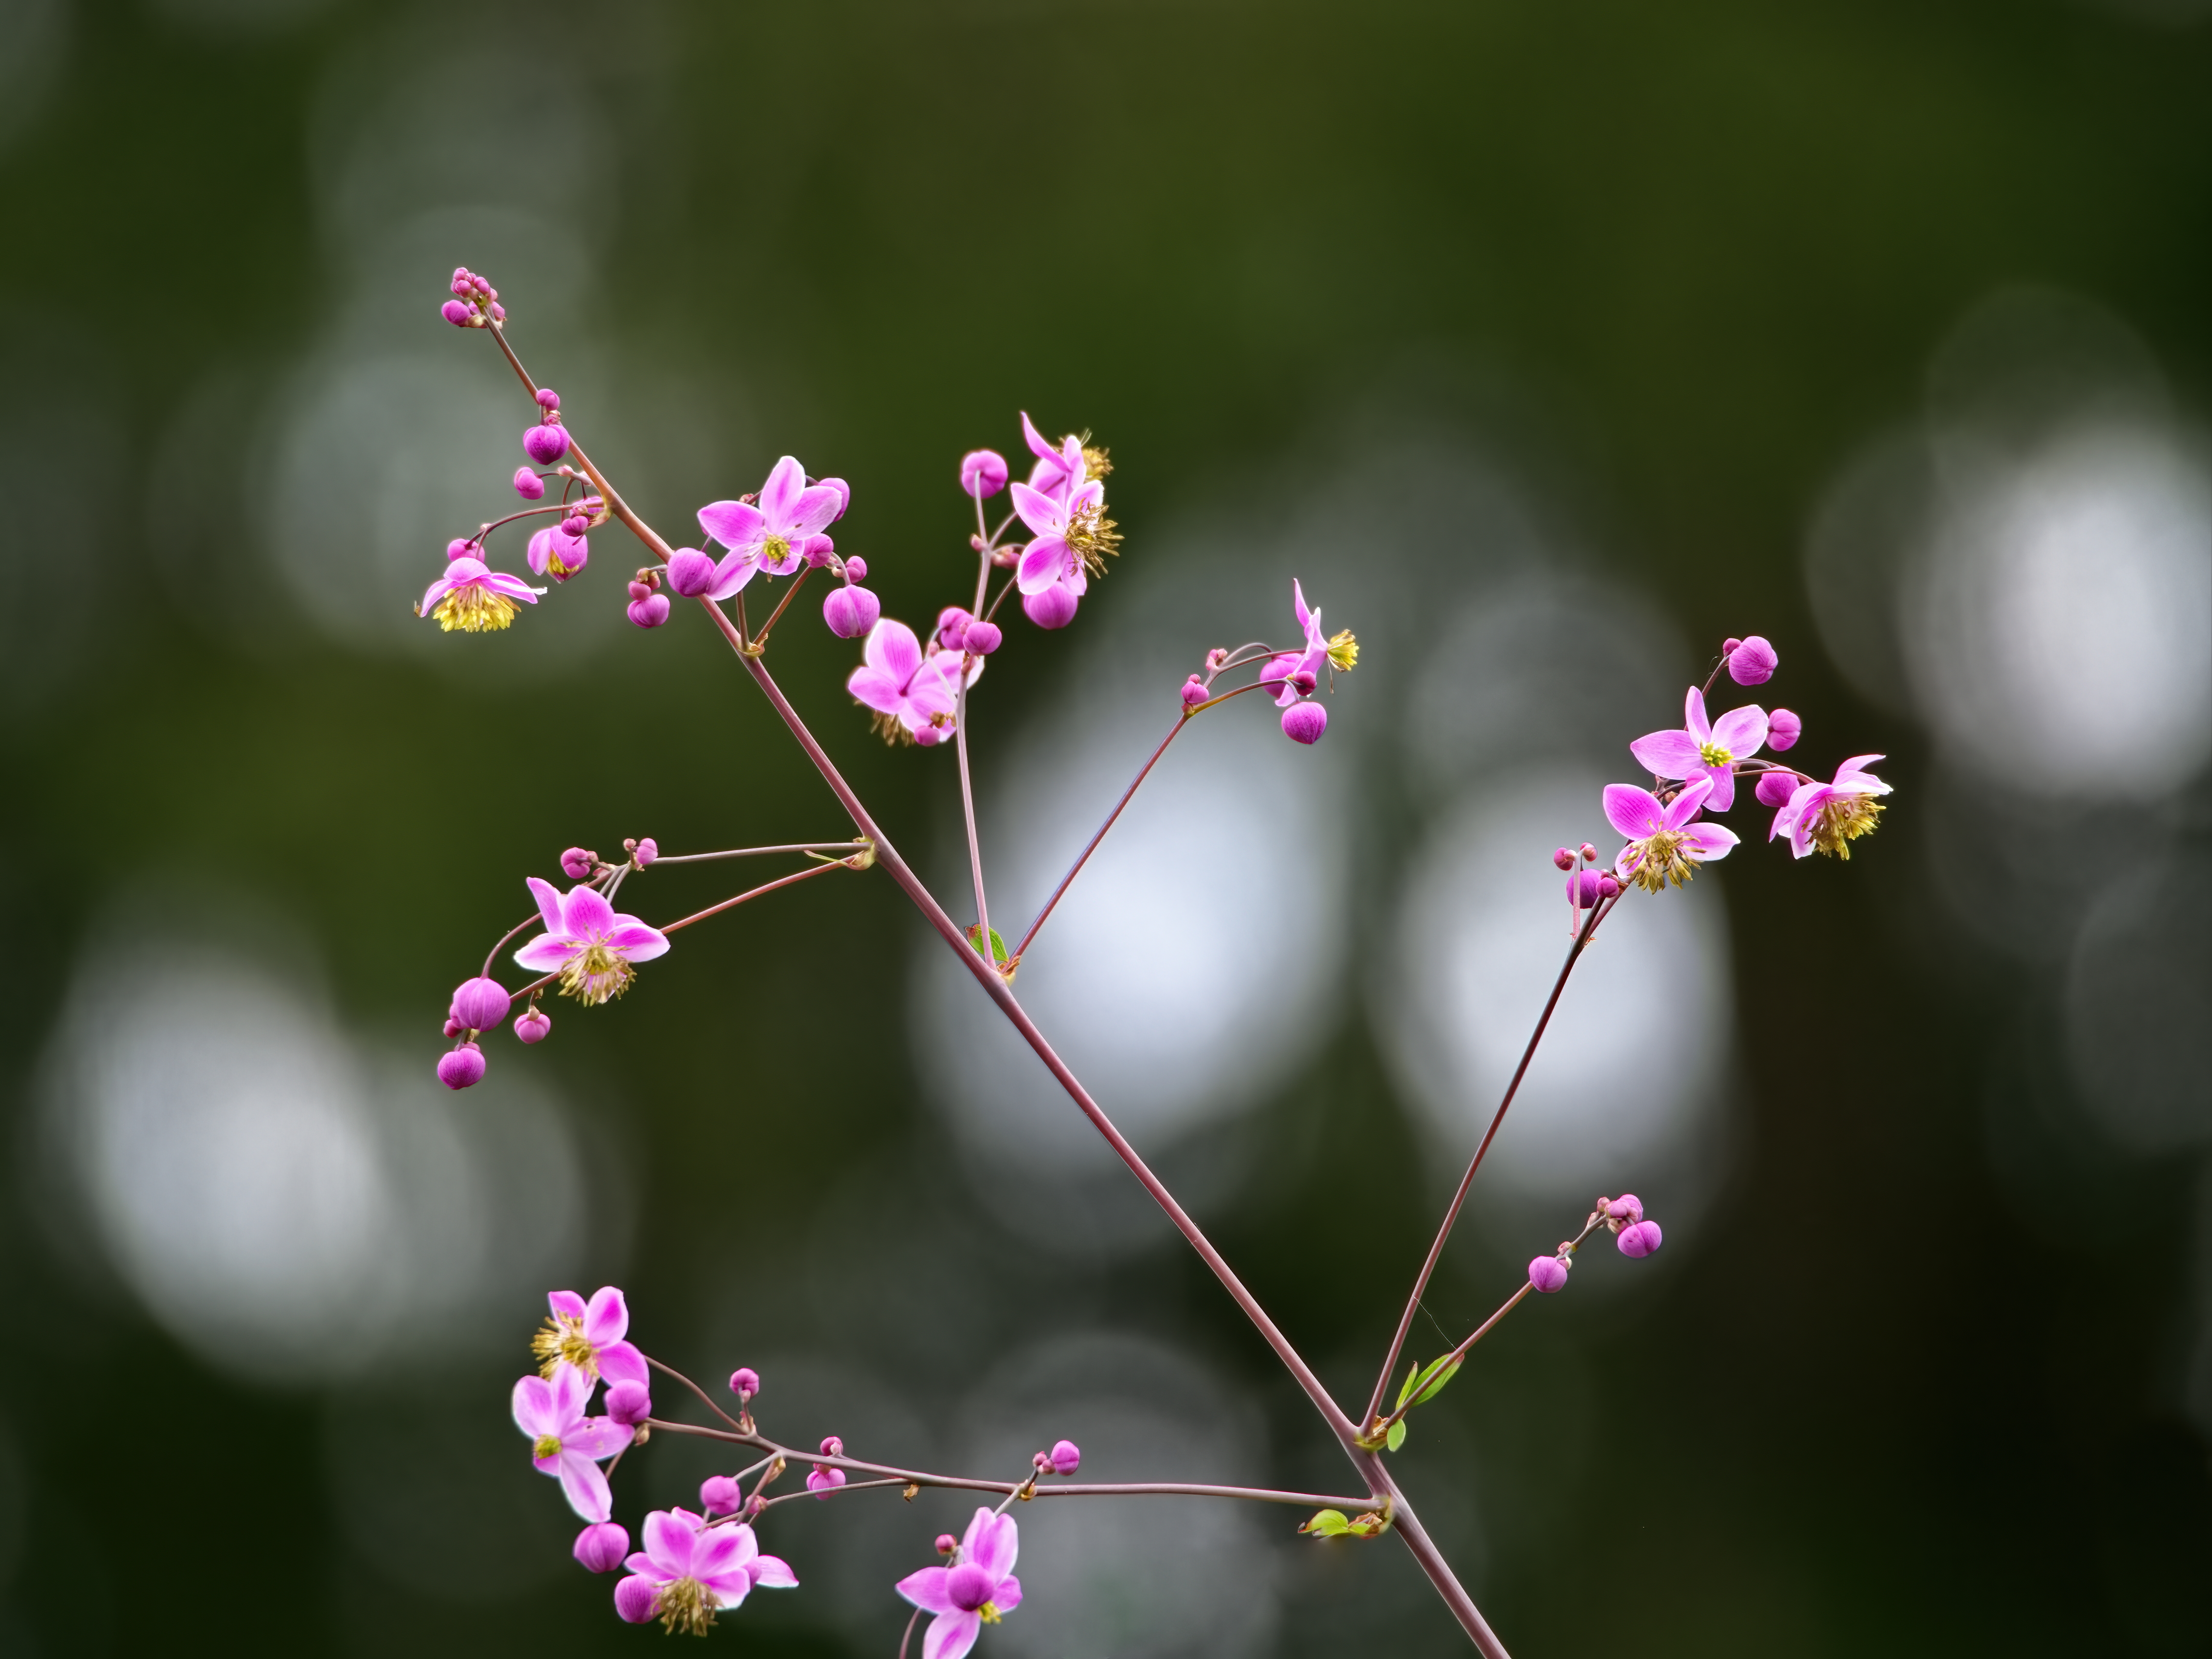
806 1467 846 1499
442 1015 464 1039
963 620 1002 655
946 1564 996 1610
1048 1439 1081 1475
1022 584 1080 630
560 847 597 879
1181 675 1209 711
936 1534 959 1556
514 1007 552 1044
1598 875 1620 898
1281 701 1328 745
1607 1193 1643 1222
729 1367 760 1400
489 302 506 321
573 1522 629 1574
451 977 511 1032
627 580 653 602
446 538 478 561
819 1436 842 1458
536 387 561 410
1727 635 1778 685
1617 1218 1663 1257
1553 847 1575 872
661 548 715 597
626 593 671 629
1767 708 1802 752
523 423 570 465
1754 770 1798 808
842 555 868 583
450 269 474 295
633 838 657 867
936 607 975 650
823 584 881 639
802 533 838 566
512 467 545 500
1033 1449 1053 1470
961 448 1010 498
1567 870 1604 908
614 1575 659 1623
436 1043 485 1090
605 1381 652 1426
440 299 473 326
560 515 589 541
700 1475 742 1514
1580 843 1598 862
1721 637 1743 655
1528 1255 1569 1293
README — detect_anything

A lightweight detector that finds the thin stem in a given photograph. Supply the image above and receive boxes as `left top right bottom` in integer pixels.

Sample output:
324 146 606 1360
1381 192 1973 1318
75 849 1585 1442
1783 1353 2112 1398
955 671 992 966
748 566 814 652
657 857 854 934
479 913 541 982
1362 899 1606 1432
472 501 573 544
644 1356 746 1433
649 841 871 865
898 1606 921 1659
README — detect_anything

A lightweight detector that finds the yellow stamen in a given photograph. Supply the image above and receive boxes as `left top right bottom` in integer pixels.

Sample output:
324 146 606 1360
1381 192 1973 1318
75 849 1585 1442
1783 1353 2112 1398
531 1312 600 1379
544 544 581 579
978 1603 1003 1624
1082 445 1112 481
655 1576 716 1638
1697 740 1733 767
868 709 914 747
531 1433 562 1460
762 533 792 567
559 943 635 1005
429 586 517 632
1626 830 1697 894
1064 503 1122 576
1808 795 1883 859
1327 629 1359 672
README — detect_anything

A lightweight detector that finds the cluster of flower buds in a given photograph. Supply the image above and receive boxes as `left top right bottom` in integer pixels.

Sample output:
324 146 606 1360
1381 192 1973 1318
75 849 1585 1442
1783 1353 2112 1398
1598 1193 1664 1257
439 266 504 328
1552 841 1621 930
807 1437 847 1499
627 567 669 630
523 386 569 464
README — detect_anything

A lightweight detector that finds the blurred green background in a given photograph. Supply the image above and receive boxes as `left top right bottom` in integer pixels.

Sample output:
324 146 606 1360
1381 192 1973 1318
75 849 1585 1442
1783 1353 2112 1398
4 0 2210 1654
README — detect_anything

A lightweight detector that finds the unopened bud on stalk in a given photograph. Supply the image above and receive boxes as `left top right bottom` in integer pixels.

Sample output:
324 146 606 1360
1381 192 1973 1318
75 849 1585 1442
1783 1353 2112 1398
1567 870 1605 908
1553 847 1575 872
1528 1255 1569 1293
629 837 658 867
1617 1219 1664 1257
515 1006 552 1044
573 1522 629 1574
1722 637 1742 656
664 548 716 597
1728 635 1778 686
699 1475 742 1514
536 387 561 410
963 620 1002 655
524 422 569 466
561 514 589 540
437 1043 486 1090
1182 675 1210 713
440 299 474 327
446 538 479 561
1579 843 1598 863
626 591 671 629
961 448 1009 498
442 1015 464 1039
823 583 881 639
729 1367 760 1400
1023 584 1079 630
512 467 546 500
560 847 597 879
1281 701 1328 745
1048 1439 1081 1475
1767 708 1802 751
843 556 867 583
1754 770 1798 808
1606 1193 1644 1223
451 976 512 1031
605 1381 652 1426
936 607 975 651
936 1534 959 1556
1598 875 1620 898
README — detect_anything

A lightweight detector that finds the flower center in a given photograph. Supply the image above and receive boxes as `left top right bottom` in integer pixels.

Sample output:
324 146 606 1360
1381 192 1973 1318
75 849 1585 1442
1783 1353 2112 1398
431 585 518 633
1327 629 1359 672
762 533 791 566
1063 502 1122 576
868 709 914 747
544 542 581 580
1626 829 1697 894
946 1564 996 1611
531 1433 562 1460
531 1311 600 1378
979 1603 1003 1624
1809 794 1883 859
560 943 635 1005
1082 444 1112 481
655 1575 716 1638
1697 740 1733 767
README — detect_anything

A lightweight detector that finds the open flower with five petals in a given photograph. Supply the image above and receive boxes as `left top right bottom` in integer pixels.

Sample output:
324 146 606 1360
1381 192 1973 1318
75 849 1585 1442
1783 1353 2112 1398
848 618 979 747
515 879 671 1004
1769 754 1892 859
417 557 544 632
1629 687 1769 811
695 457 845 598
530 1285 649 1388
512 1364 632 1522
1011 475 1118 599
896 1508 1023 1659
1604 773 1739 893
620 1508 797 1636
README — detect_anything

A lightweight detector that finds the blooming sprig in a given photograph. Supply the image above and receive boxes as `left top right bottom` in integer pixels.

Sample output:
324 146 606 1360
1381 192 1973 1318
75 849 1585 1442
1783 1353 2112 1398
515 878 671 1004
897 1508 1024 1659
512 1363 632 1522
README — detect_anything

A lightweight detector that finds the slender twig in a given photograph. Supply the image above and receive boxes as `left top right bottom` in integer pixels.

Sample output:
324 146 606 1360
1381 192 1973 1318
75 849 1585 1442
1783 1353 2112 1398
649 841 871 865
748 566 814 653
898 1607 921 1659
644 1356 746 1432
955 671 992 967
657 858 853 934
479 913 541 982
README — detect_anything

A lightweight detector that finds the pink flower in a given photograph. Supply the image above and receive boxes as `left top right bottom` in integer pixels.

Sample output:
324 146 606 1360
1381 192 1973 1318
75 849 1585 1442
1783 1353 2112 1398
619 1508 796 1636
896 1508 1023 1659
530 1285 650 1389
1603 773 1739 893
696 457 845 597
847 618 978 747
1260 579 1358 706
527 522 588 583
1768 754 1892 860
1010 475 1118 610
416 557 543 633
1628 688 1769 811
512 1364 632 1522
515 879 671 1004
1019 411 1086 501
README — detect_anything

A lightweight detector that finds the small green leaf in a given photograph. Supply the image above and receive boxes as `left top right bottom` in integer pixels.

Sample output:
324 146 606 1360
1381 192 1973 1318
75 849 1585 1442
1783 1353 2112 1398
965 925 1010 966
1394 1360 1423 1411
1385 1420 1407 1452
1407 1355 1463 1408
1298 1508 1351 1537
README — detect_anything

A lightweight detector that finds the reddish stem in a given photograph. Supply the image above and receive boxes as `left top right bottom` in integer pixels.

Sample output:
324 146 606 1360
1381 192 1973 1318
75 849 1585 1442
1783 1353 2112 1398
656 857 853 934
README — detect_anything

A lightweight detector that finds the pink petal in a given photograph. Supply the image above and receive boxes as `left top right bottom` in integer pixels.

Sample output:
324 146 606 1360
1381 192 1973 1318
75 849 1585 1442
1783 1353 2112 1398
1292 578 1313 635
1660 773 1716 829
749 1554 798 1589
1629 731 1705 779
896 1566 956 1615
418 575 457 611
583 1286 629 1345
692 1526 750 1585
759 456 806 524
1009 480 1064 539
1836 753 1886 779
527 525 558 576
513 934 575 972
847 666 907 715
1015 537 1067 595
602 923 670 961
643 1510 700 1578
786 484 844 537
1683 686 1712 744
968 1511 1018 1581
992 1574 1022 1613
596 1339 649 1389
511 1374 555 1435
565 1418 634 1460
481 572 544 602
1681 821 1739 861
562 884 617 940
864 619 923 684
557 1450 614 1522
923 1610 983 1659
623 1553 674 1584
528 878 567 936
550 1363 592 1423
1699 763 1737 813
1603 783 1666 839
547 1288 588 1320
707 548 759 601
1019 411 1059 465
1709 704 1769 760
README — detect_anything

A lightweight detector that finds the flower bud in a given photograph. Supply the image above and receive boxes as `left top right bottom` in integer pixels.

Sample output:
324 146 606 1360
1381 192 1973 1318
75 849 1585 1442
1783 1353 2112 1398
961 448 1010 498
1607 1193 1643 1222
573 1522 629 1574
1022 584 1080 630
819 1436 842 1458
1597 875 1620 898
1528 1255 1569 1293
1721 637 1743 655
446 538 478 562
1579 843 1598 863
1754 770 1799 808
626 593 672 629
440 299 474 327
1767 707 1801 752
963 620 1003 656
1034 1449 1052 1470
627 580 653 603
515 1007 552 1044
1553 847 1575 872
451 976 511 1032
936 1534 959 1556
1727 635 1778 686
614 1575 659 1623
536 387 561 410
729 1367 760 1400
664 548 717 597
559 516 588 542
1617 1218 1663 1257
936 607 975 651
806 1467 846 1499
1281 701 1328 745
803 533 838 566
1048 1439 1081 1475
632 837 658 867
523 423 570 465
1181 675 1209 712
436 1043 486 1090
842 555 868 583
823 584 881 639
561 847 597 880
442 1015 464 1039
512 466 546 500
1567 870 1604 908
700 1475 743 1514
605 1381 652 1426
489 302 506 321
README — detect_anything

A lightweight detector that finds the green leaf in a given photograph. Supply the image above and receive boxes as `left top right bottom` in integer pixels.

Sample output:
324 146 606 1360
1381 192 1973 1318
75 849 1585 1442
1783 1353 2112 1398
1385 1420 1407 1452
1407 1354 1462 1408
1298 1509 1351 1537
965 925 1010 966
1394 1360 1423 1411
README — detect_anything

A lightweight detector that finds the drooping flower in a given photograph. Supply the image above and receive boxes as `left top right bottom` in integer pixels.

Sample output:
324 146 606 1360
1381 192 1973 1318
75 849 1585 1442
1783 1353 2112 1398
895 1508 1023 1659
1018 412 1087 501
417 557 544 633
1010 476 1119 602
696 457 845 597
528 522 589 583
1260 579 1356 706
514 878 671 1004
530 1285 650 1388
512 1364 632 1522
1603 773 1739 893
847 619 978 747
1769 755 1892 860
1628 688 1768 811
619 1509 797 1637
